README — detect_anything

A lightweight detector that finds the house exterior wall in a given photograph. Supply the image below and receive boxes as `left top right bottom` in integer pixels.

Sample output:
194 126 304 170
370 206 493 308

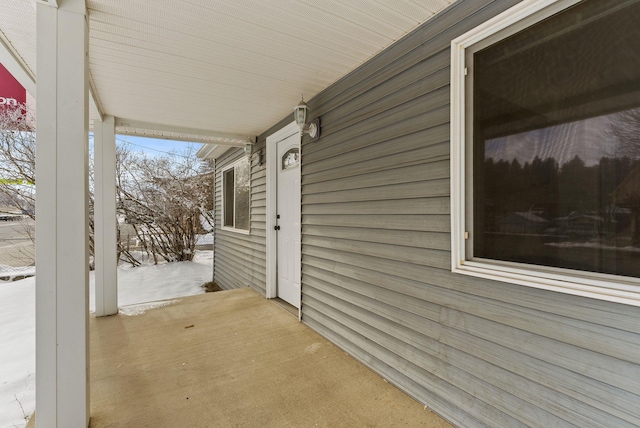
213 148 267 294
213 1 640 426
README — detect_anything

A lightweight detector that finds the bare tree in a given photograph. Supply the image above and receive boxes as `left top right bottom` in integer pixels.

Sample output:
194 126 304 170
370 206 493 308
0 105 35 218
0 106 36 271
116 143 214 264
0 106 214 268
608 107 640 160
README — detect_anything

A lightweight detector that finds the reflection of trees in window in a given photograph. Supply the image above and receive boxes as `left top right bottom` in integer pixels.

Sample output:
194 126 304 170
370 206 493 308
234 160 250 231
471 0 640 277
483 155 639 223
609 108 640 160
480 153 640 275
223 158 250 231
608 109 640 244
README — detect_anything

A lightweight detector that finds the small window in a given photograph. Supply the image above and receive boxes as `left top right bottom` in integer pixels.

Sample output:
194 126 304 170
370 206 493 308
451 0 640 305
282 148 299 170
222 158 250 232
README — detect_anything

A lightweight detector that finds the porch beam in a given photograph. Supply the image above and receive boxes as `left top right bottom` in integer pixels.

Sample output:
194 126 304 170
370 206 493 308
89 81 105 122
94 115 118 317
114 117 253 146
35 0 90 426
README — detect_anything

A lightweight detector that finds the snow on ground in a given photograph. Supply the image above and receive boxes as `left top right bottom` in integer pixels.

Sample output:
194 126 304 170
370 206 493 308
0 251 212 428
0 277 34 428
90 250 211 311
0 266 35 282
545 241 640 252
195 233 213 246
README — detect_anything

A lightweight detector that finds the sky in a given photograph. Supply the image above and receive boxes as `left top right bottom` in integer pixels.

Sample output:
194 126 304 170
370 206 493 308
484 110 624 167
114 135 203 158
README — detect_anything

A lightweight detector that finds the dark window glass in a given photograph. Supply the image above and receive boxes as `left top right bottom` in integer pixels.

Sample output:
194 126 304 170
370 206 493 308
223 168 234 227
473 0 640 278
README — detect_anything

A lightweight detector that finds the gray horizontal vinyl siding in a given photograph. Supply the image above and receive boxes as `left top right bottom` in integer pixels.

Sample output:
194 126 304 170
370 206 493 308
213 148 266 294
294 1 640 427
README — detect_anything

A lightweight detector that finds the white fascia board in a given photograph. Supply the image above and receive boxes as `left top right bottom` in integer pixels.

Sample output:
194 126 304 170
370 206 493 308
0 32 36 97
42 0 86 14
196 144 235 160
114 118 254 146
196 144 214 158
37 0 87 14
36 0 58 7
196 144 218 159
89 73 104 121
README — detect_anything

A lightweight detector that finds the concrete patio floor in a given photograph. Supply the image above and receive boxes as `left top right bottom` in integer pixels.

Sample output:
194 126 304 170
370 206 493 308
76 287 453 427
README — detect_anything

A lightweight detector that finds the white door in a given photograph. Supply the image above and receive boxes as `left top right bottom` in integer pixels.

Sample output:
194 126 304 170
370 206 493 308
276 132 301 307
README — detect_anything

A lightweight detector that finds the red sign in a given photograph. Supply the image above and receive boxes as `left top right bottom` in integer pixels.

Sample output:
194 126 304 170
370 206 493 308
0 63 26 108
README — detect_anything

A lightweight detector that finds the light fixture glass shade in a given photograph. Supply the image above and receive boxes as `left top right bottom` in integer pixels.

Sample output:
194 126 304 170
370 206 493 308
244 143 252 157
294 98 307 130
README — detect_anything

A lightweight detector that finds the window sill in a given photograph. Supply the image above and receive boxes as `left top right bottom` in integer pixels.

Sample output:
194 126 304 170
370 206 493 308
221 226 250 235
453 259 640 307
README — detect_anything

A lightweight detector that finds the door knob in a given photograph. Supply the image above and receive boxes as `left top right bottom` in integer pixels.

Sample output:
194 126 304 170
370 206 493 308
274 225 280 231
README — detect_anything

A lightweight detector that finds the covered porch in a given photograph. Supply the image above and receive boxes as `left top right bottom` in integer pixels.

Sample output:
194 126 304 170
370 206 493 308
28 288 450 427
0 0 463 425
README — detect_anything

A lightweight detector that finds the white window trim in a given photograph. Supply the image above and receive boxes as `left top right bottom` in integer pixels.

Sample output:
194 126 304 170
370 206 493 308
221 157 250 235
450 0 640 307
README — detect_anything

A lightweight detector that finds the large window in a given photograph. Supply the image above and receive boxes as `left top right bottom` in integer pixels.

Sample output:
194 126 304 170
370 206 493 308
451 0 640 305
222 158 250 232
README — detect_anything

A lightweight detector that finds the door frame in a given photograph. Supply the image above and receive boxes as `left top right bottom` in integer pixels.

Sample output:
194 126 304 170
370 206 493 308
266 121 301 311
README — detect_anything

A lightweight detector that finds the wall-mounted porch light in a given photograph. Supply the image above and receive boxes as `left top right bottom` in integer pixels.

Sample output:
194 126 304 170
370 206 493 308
294 96 320 141
243 136 257 160
244 142 253 157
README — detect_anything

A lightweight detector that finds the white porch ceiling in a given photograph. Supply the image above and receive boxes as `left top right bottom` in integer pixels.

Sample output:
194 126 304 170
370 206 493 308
0 0 456 143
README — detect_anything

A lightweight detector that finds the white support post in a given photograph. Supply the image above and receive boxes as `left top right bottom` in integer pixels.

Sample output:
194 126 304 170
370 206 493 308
94 116 118 317
35 0 90 426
